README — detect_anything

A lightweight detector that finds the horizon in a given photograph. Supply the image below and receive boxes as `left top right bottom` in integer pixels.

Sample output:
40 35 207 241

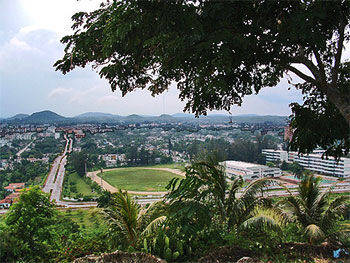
1 109 290 119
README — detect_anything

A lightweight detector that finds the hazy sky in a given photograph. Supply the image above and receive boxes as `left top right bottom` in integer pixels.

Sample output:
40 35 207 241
0 0 328 118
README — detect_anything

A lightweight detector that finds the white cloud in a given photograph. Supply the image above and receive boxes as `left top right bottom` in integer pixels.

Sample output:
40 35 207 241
9 37 32 50
19 0 103 37
97 95 120 104
48 88 72 98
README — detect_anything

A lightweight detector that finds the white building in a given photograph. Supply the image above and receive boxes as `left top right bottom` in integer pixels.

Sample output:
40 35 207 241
262 149 289 163
0 138 11 147
221 160 282 180
262 149 350 178
54 132 61 139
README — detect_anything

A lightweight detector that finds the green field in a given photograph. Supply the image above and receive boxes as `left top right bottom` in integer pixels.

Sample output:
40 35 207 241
63 172 96 199
101 167 183 192
58 208 106 233
147 163 186 170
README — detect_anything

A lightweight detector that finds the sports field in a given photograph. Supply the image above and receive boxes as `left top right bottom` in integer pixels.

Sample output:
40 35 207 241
100 167 183 192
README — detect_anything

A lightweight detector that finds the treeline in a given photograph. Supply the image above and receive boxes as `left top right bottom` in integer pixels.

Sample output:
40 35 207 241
77 140 172 168
174 135 277 163
0 146 16 160
124 145 172 166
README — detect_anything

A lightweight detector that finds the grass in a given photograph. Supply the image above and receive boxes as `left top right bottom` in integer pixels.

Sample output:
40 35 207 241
101 167 183 191
146 162 186 170
63 172 96 199
58 208 107 233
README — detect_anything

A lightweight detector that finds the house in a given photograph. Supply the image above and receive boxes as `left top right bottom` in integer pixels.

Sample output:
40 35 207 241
4 182 25 193
0 199 11 209
0 192 21 209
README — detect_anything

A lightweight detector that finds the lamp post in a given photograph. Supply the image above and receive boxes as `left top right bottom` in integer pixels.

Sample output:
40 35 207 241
100 168 103 189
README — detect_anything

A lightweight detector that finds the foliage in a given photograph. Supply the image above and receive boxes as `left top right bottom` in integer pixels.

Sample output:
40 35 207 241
34 136 64 154
289 62 350 158
280 161 289 171
278 175 350 244
55 0 350 158
290 162 305 179
97 190 112 208
0 160 48 199
68 151 87 177
142 232 180 262
165 157 282 260
0 145 16 159
178 136 276 162
1 187 60 262
0 188 112 262
101 190 141 248
62 172 101 200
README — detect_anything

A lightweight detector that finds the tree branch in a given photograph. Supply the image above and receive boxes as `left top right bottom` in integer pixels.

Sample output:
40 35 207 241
285 65 319 87
291 56 320 81
332 19 346 86
312 49 327 86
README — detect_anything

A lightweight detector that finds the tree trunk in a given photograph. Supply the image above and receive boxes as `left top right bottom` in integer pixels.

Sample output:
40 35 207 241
322 84 350 127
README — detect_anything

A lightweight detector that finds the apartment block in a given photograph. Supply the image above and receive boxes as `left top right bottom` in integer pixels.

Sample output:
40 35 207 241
262 149 350 178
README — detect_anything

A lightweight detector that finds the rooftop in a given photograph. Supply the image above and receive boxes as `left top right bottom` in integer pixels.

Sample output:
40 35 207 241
224 160 265 169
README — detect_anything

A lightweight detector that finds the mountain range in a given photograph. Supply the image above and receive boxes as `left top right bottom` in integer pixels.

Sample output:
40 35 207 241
1 110 288 125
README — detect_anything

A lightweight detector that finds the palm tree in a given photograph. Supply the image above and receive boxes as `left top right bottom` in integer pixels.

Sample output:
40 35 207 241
101 190 166 249
101 190 140 248
166 157 282 236
278 174 350 244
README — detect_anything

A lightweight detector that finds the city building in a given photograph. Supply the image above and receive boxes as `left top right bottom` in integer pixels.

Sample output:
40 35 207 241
221 160 281 180
262 149 350 178
262 149 289 163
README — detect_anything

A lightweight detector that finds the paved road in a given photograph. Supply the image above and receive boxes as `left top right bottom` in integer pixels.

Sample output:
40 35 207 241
42 136 97 208
16 140 34 158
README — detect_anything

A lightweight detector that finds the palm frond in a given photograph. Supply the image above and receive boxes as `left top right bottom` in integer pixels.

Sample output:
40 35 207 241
238 207 284 234
321 195 350 230
141 216 167 236
304 224 325 244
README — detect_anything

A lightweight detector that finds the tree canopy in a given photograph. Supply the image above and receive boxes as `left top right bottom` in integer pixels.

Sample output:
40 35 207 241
55 0 350 156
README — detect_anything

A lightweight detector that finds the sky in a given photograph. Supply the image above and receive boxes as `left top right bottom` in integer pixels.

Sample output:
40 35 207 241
0 0 329 118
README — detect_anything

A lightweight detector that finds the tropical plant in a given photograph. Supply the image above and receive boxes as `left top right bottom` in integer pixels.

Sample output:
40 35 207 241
278 174 350 244
101 190 141 249
166 157 283 244
290 162 305 179
101 190 167 250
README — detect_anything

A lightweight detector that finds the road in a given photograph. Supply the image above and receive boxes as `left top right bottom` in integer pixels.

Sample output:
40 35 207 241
42 136 69 195
16 140 34 158
42 136 97 208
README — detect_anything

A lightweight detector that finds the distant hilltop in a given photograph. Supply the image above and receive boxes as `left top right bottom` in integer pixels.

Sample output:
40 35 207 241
1 110 288 125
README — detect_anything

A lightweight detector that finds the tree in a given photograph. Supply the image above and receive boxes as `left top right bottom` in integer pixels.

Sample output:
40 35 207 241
1 187 57 262
101 190 165 249
290 162 305 179
97 189 112 208
55 1 350 157
279 175 350 244
280 161 289 171
69 152 87 177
